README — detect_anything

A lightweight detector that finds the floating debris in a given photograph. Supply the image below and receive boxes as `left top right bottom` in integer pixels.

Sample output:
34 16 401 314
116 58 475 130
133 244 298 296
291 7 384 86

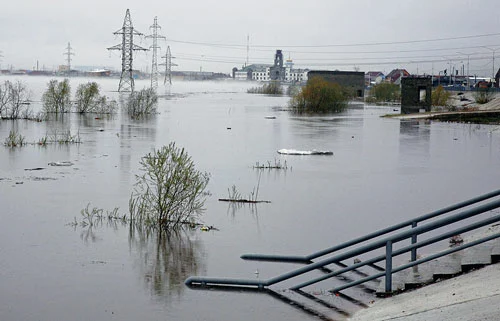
24 167 45 171
48 161 74 167
277 149 333 155
29 177 58 181
265 116 276 119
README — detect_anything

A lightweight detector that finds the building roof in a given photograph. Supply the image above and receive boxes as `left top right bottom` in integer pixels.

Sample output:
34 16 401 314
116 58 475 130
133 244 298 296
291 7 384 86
386 69 410 82
366 71 384 77
240 64 271 72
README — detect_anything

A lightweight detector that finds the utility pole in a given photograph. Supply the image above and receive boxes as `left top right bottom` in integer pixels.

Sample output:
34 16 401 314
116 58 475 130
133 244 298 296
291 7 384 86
63 42 74 77
108 9 147 92
457 52 472 89
246 34 249 67
145 16 166 90
482 46 497 80
160 46 177 85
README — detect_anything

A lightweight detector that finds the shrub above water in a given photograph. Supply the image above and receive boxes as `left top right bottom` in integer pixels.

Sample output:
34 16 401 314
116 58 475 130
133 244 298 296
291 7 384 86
366 82 401 103
129 142 210 230
75 82 117 114
289 76 348 113
0 80 32 119
247 81 283 95
126 88 158 117
42 79 71 113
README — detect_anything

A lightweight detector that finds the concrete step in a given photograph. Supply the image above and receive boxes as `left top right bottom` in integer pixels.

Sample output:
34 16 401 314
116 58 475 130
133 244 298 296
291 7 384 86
402 261 435 290
376 273 406 297
491 244 500 263
431 252 463 281
460 244 493 273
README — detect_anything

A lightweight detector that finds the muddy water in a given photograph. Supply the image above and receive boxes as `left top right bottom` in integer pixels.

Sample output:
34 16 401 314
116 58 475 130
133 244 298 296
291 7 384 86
1 76 500 321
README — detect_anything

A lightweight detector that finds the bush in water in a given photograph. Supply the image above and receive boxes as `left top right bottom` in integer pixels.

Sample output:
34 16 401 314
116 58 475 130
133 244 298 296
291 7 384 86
126 88 158 117
129 142 210 230
75 82 118 114
289 76 348 113
42 79 71 114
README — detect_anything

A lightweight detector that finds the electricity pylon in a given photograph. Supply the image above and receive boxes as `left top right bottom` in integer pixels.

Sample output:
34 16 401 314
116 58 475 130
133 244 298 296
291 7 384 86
107 9 147 92
160 46 177 85
63 42 74 77
145 16 165 89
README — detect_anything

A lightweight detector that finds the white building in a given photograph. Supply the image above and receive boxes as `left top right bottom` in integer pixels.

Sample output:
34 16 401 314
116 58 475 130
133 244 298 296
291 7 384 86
234 62 308 83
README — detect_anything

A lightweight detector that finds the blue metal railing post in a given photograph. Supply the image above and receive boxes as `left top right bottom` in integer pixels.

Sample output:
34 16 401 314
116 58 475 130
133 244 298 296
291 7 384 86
385 240 393 293
411 221 418 261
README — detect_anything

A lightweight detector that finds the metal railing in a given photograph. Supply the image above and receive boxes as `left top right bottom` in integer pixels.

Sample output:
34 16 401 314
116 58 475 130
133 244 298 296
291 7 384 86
185 189 500 294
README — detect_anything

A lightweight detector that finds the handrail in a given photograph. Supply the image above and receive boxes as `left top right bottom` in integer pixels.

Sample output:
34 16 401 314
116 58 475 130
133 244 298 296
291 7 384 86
185 195 500 291
241 188 500 263
331 231 500 294
291 213 500 290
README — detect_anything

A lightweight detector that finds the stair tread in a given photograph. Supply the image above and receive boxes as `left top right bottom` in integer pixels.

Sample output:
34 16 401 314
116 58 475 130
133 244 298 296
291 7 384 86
431 252 463 275
461 245 492 266
491 245 500 256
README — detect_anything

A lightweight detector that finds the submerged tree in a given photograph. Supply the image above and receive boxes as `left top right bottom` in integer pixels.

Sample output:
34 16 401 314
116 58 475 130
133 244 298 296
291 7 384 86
0 80 32 119
75 82 117 114
247 81 283 95
289 76 348 113
42 79 71 113
126 87 158 117
129 142 210 230
367 82 401 103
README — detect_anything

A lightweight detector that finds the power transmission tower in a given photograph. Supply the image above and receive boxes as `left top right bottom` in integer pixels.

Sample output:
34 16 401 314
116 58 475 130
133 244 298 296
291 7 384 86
145 17 166 89
160 46 177 85
107 9 147 92
63 42 74 77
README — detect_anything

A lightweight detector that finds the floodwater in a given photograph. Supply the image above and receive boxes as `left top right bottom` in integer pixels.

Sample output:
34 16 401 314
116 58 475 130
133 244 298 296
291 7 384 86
1 76 500 321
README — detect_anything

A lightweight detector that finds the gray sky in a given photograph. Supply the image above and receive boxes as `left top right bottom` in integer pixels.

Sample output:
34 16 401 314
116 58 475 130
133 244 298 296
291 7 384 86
1 0 500 77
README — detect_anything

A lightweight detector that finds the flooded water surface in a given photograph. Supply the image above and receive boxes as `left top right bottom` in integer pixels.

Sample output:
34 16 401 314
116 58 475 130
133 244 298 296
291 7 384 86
1 76 500 320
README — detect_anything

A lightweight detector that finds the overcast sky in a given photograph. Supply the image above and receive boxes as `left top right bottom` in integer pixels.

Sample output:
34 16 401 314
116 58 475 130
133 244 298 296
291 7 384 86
1 0 499 77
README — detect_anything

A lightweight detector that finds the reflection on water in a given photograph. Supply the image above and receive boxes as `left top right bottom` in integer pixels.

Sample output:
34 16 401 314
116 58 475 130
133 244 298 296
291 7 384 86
399 120 431 169
119 117 158 172
3 77 500 321
128 224 205 300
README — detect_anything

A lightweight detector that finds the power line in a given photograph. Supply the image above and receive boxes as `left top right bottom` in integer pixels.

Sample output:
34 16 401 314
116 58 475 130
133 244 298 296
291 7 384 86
165 32 500 49
174 54 494 68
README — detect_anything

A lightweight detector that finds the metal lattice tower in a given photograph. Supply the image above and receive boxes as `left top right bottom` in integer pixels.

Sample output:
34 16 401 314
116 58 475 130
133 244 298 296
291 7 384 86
145 17 166 89
160 46 177 85
63 42 74 77
107 9 147 92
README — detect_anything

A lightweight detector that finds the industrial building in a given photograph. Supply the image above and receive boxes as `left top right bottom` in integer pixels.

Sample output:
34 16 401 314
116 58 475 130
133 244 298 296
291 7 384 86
232 50 309 84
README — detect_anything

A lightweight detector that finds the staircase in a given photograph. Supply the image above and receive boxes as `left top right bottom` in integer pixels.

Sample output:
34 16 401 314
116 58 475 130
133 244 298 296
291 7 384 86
377 236 500 296
185 190 500 320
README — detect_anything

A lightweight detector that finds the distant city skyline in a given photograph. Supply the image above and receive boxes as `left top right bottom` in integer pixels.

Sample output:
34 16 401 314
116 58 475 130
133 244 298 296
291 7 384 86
1 0 499 77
